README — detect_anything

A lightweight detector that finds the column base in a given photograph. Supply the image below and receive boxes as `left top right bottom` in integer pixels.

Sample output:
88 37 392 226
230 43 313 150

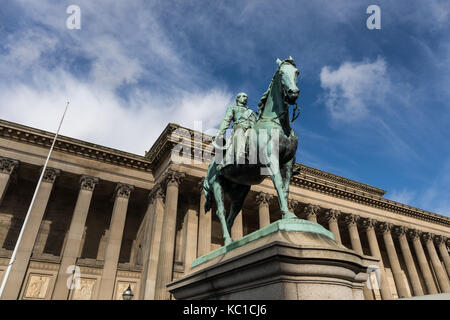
167 218 379 300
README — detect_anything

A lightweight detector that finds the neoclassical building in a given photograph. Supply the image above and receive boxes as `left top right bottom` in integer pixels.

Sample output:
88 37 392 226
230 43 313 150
0 119 449 300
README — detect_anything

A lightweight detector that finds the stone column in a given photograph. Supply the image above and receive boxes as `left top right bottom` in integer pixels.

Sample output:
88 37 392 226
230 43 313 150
377 222 410 298
343 213 363 254
33 220 52 254
184 206 199 273
342 214 372 300
408 229 438 294
231 210 243 241
155 170 184 300
304 204 320 223
255 193 272 228
323 209 341 244
0 158 18 206
52 175 98 300
197 179 211 257
434 235 450 277
0 167 59 300
393 226 424 296
359 217 393 300
422 233 450 293
97 183 134 300
142 184 166 300
0 214 13 249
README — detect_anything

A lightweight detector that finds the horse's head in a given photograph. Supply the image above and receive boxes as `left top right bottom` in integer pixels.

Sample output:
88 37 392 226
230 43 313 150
277 56 299 105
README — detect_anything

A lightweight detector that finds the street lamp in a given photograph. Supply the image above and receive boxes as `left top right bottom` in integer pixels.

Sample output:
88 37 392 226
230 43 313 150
122 285 134 300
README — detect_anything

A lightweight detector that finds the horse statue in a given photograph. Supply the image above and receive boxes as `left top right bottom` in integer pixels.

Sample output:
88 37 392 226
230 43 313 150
203 57 300 246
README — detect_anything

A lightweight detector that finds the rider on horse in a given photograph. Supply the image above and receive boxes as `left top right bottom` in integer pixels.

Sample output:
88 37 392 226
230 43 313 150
213 92 257 171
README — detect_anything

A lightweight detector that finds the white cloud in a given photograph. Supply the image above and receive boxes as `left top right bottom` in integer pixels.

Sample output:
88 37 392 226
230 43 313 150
320 57 389 122
386 189 416 205
0 1 233 155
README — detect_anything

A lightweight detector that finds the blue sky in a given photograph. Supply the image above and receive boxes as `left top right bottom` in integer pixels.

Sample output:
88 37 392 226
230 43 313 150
0 1 449 216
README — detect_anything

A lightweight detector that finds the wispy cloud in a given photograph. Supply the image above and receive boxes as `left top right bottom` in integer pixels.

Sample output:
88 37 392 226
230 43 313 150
319 57 389 122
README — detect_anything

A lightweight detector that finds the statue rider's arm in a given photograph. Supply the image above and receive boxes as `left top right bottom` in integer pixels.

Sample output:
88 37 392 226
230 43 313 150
216 106 234 137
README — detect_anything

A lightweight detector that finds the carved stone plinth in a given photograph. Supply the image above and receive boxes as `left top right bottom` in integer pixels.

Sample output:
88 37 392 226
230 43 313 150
167 218 378 300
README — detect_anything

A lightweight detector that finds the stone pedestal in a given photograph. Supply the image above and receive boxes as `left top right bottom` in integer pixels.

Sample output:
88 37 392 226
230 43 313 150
167 218 378 300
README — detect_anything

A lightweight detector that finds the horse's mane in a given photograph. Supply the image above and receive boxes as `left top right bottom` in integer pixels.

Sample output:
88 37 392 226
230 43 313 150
257 58 296 118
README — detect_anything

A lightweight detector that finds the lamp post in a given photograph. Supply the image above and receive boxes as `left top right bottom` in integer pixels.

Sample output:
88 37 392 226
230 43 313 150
122 285 134 300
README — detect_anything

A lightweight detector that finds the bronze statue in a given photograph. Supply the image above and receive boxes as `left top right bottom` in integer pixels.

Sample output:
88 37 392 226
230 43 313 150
204 57 300 246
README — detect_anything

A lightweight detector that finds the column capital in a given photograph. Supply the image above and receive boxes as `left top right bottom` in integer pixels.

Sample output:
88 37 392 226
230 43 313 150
0 157 19 175
163 169 185 187
80 175 99 191
114 183 134 199
323 209 340 221
342 213 360 226
41 167 60 183
392 225 407 238
376 221 394 234
303 203 320 219
358 217 377 231
407 228 421 240
433 234 444 246
255 192 273 206
421 232 432 243
149 183 165 204
288 198 299 211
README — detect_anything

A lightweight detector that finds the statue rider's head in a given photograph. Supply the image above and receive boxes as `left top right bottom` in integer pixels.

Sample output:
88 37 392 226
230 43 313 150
236 92 248 107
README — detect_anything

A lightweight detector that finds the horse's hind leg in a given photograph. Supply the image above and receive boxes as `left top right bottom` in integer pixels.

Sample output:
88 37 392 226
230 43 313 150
226 183 250 238
212 180 232 246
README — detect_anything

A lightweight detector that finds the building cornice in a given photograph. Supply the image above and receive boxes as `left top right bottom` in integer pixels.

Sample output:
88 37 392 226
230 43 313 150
0 119 152 173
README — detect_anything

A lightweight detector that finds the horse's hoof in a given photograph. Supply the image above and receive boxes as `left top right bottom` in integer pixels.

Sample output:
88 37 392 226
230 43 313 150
282 211 297 219
224 238 232 246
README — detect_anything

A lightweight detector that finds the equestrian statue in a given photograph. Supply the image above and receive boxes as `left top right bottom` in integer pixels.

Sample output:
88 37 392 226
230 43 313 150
203 57 301 246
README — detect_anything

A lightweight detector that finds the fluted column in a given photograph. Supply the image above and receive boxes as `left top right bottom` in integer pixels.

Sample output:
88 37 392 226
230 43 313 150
142 185 165 300
155 170 184 300
323 209 341 243
359 217 393 300
393 226 424 296
343 214 363 254
422 233 450 292
97 183 134 300
304 204 320 223
0 167 59 300
53 175 98 299
255 193 272 228
408 229 438 294
231 210 243 241
0 158 18 205
377 222 410 298
434 235 450 277
197 179 211 257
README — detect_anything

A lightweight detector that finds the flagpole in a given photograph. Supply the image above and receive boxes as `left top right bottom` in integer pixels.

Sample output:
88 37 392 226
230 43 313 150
0 101 70 299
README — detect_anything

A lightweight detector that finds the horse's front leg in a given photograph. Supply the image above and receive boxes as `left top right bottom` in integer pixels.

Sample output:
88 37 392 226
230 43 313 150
267 163 297 219
212 180 233 246
281 156 295 196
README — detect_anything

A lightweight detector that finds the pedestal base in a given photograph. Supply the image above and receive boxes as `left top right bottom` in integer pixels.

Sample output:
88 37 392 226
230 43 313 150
167 218 379 300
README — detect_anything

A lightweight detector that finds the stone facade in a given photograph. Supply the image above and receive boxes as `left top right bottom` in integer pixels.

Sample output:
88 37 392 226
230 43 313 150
0 119 449 300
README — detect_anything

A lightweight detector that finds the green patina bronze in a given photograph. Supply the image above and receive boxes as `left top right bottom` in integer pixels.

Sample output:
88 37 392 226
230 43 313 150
203 57 302 246
192 217 335 268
